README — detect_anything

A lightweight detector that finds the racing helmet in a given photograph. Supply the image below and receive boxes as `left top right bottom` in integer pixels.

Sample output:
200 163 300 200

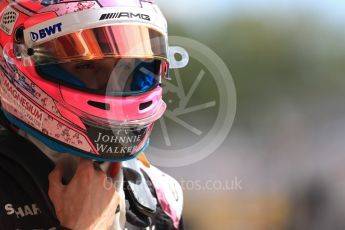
0 0 188 161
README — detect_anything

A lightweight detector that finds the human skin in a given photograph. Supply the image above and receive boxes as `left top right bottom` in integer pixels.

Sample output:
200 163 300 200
48 158 120 230
59 58 135 91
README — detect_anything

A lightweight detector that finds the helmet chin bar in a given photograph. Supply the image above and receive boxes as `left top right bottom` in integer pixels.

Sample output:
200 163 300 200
168 46 189 69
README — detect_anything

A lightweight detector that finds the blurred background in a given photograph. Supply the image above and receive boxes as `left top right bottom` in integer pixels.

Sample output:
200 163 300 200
147 0 345 229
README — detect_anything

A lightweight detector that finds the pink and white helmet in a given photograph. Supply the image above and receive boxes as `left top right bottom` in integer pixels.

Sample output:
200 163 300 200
0 0 188 161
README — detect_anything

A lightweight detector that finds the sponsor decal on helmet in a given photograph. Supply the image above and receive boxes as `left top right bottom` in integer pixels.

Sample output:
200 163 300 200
0 9 19 35
2 77 43 128
85 122 148 157
13 74 36 98
0 75 94 153
99 12 151 21
30 22 62 42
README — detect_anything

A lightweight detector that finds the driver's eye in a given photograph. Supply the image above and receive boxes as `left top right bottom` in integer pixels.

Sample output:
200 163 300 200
75 62 94 69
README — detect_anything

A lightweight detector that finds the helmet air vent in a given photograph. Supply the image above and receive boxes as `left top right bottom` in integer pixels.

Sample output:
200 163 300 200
87 101 110 110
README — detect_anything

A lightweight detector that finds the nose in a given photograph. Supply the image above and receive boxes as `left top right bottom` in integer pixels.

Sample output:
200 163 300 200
95 59 119 90
107 59 135 93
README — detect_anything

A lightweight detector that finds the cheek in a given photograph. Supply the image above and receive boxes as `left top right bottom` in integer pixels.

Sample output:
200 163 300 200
71 71 99 88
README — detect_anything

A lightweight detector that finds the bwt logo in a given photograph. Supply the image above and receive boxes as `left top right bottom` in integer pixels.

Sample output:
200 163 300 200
30 22 62 42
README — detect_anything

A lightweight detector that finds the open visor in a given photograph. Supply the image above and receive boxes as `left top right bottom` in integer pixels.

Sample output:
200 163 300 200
31 25 169 95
